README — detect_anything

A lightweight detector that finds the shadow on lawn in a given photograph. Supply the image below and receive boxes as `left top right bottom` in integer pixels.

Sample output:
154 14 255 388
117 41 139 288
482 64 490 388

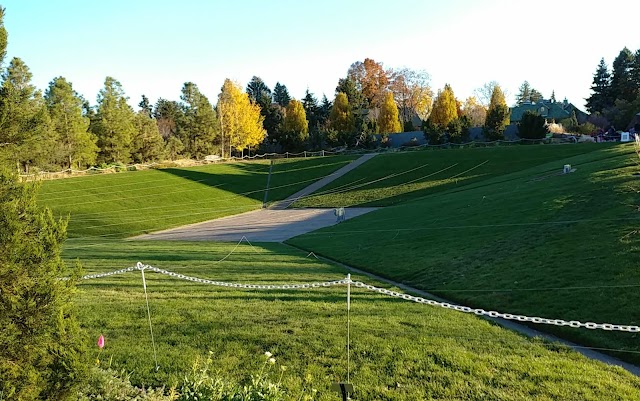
159 157 352 204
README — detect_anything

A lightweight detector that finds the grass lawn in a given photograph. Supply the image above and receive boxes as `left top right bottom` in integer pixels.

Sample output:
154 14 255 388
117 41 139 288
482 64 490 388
66 240 640 400
293 143 615 208
37 155 356 239
288 143 640 365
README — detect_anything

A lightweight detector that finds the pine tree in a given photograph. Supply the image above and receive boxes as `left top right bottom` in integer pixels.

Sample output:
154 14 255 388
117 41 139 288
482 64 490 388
611 47 636 102
273 82 291 107
484 84 510 141
318 94 332 127
0 7 6 65
153 98 182 139
378 91 401 133
516 81 532 104
131 111 164 163
218 79 266 156
0 167 86 400
585 58 613 114
91 77 136 163
178 82 218 159
246 76 272 108
302 89 318 132
0 57 54 172
632 49 640 98
45 77 98 169
138 94 152 117
429 84 457 127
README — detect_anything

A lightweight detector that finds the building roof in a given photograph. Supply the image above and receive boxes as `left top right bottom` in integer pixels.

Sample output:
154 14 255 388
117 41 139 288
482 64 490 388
510 99 587 123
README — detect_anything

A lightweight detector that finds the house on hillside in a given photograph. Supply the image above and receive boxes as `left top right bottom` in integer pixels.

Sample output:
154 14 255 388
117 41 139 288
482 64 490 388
510 98 588 124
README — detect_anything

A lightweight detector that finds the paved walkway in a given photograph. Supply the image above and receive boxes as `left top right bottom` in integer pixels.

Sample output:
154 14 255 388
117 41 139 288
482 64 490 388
135 152 379 242
133 208 377 242
270 153 377 209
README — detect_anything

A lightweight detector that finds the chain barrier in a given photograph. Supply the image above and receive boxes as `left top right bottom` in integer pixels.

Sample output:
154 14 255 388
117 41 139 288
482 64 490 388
73 264 640 333
352 280 640 333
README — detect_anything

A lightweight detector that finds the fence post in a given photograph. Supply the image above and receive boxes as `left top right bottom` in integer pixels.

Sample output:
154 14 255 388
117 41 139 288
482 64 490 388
262 160 274 208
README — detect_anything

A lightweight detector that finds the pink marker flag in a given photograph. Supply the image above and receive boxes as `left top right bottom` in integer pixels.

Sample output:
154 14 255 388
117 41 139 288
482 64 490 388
97 335 105 349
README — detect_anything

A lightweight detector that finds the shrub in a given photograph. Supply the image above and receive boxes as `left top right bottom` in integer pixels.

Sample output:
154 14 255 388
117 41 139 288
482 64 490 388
0 167 86 400
519 111 548 139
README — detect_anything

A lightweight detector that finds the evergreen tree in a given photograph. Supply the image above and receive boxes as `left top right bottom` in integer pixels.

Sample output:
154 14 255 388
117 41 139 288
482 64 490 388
273 82 291 107
530 88 543 103
246 76 272 108
516 81 532 104
429 84 457 127
484 84 510 141
0 167 86 400
378 91 401 133
611 47 636 102
318 94 332 127
518 110 547 139
550 90 556 103
178 82 218 159
45 77 98 169
0 57 54 172
302 89 318 132
138 94 152 117
283 99 309 149
632 49 640 98
153 98 181 139
262 103 285 145
586 58 612 114
91 77 136 163
0 6 6 65
131 111 164 163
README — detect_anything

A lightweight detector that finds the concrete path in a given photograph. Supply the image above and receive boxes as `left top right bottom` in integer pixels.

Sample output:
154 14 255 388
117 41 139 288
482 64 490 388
282 244 640 377
270 153 377 209
134 208 378 242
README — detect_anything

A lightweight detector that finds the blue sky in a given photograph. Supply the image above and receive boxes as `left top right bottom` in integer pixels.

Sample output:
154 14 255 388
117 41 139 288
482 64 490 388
2 0 639 110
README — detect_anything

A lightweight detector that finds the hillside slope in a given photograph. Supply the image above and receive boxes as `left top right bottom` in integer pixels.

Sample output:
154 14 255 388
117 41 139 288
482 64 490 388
289 144 640 364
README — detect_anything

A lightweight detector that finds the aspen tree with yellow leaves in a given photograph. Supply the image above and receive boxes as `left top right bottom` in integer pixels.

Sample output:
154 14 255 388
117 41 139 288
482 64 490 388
217 79 266 157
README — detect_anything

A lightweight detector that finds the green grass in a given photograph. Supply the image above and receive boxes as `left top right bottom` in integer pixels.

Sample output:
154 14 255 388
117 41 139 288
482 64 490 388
289 143 640 365
293 143 614 207
37 156 356 238
67 240 640 400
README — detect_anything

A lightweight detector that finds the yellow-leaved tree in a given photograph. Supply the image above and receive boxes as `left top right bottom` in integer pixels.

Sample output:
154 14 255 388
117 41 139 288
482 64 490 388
429 84 458 127
283 99 309 148
378 92 402 133
217 79 266 157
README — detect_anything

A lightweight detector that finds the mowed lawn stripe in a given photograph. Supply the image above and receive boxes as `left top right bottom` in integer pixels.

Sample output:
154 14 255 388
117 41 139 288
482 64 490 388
294 143 614 207
66 240 640 400
38 155 357 238
289 144 640 365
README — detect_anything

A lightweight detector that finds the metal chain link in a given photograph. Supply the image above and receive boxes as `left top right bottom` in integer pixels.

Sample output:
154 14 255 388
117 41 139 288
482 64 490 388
74 264 640 333
141 264 349 289
352 280 640 333
76 263 348 289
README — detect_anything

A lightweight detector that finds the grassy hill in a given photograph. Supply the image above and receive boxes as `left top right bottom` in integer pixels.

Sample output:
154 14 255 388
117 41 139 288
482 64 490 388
289 143 640 364
293 143 613 207
66 240 640 400
37 156 356 238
